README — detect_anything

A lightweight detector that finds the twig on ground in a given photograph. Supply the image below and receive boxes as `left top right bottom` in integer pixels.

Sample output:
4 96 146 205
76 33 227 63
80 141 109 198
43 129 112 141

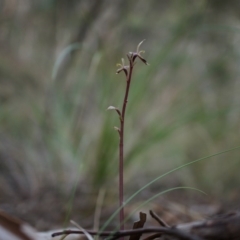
142 233 161 240
149 210 170 228
129 212 147 240
52 227 204 240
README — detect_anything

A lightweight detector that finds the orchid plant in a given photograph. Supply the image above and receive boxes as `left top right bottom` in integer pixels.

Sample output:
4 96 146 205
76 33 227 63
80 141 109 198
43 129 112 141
108 40 149 230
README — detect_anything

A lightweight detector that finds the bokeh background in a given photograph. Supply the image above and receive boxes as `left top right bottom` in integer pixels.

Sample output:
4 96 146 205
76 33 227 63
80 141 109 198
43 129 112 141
1 0 240 230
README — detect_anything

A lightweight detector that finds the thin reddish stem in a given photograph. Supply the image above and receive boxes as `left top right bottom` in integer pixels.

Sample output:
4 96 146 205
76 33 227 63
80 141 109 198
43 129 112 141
119 58 134 232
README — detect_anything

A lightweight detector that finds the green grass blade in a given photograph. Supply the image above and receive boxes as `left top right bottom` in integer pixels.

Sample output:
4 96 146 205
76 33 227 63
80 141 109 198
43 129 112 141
124 187 206 223
104 187 205 240
100 146 240 231
52 43 81 81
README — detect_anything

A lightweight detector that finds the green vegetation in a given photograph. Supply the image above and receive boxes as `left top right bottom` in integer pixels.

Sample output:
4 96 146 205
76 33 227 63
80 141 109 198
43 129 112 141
1 1 240 227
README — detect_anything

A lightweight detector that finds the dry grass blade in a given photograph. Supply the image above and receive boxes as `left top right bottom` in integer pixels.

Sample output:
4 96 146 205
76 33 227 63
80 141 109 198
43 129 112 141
93 188 106 240
70 220 94 240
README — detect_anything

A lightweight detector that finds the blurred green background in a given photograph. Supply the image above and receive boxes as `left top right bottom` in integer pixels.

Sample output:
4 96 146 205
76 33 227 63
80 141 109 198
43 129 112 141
1 0 240 229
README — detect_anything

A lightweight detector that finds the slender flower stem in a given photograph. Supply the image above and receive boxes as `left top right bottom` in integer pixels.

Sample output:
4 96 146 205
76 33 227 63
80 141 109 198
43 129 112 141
114 41 148 235
119 60 134 231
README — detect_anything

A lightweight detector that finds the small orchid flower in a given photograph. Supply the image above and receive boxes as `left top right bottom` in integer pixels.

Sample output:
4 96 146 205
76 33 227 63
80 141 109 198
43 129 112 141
116 58 129 76
129 40 149 65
